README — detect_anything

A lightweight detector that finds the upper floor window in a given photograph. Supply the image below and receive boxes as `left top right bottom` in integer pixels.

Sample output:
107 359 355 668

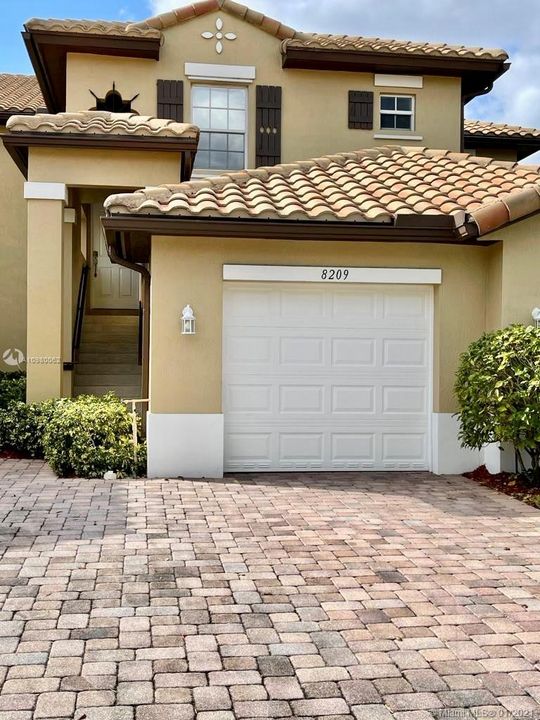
192 85 247 171
380 95 414 131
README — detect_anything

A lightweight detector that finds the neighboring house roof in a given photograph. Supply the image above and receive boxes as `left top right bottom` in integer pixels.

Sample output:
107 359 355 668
25 0 509 113
464 119 540 161
104 146 540 239
0 73 46 121
6 110 199 139
465 119 540 139
3 111 199 179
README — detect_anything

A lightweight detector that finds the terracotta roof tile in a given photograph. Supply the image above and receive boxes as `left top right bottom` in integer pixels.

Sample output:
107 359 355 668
6 110 199 140
284 34 508 61
26 0 507 62
464 118 540 139
0 74 46 115
24 18 161 39
104 146 540 237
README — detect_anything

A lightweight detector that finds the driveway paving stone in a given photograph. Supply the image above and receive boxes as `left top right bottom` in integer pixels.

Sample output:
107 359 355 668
0 459 539 718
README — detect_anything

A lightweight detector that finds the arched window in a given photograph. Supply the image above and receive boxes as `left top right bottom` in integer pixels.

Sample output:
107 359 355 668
90 83 139 113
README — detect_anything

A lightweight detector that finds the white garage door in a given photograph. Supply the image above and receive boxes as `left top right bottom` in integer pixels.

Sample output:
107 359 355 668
223 282 432 472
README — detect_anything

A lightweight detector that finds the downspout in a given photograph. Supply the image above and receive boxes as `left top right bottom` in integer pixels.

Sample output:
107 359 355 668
107 233 151 401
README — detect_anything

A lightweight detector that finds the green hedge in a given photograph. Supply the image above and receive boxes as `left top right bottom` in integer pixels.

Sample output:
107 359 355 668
0 393 146 478
0 372 26 409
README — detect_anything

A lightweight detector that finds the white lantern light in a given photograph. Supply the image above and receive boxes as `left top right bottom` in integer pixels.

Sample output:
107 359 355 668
532 307 540 328
181 304 196 335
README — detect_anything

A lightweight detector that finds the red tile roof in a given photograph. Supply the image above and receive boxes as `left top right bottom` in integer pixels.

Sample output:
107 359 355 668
0 74 46 116
104 146 540 237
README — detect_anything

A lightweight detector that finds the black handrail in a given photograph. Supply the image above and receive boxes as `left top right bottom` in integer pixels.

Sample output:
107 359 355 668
73 264 89 363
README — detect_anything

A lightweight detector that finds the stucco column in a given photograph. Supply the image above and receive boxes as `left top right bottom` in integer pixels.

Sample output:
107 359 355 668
25 182 68 403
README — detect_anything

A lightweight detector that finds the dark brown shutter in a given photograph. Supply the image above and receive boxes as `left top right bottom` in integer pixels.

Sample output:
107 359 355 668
256 85 282 167
157 80 184 122
348 90 373 129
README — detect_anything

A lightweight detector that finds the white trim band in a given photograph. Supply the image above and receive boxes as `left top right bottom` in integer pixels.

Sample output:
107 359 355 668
147 413 224 479
375 74 423 88
374 133 423 141
24 182 68 203
185 62 256 83
223 265 442 285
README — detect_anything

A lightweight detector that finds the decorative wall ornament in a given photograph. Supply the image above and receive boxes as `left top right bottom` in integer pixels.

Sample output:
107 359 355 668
89 83 139 113
201 17 237 54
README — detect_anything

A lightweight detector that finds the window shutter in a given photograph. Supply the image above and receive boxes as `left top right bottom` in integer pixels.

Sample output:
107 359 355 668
157 80 184 122
348 90 373 129
256 85 282 167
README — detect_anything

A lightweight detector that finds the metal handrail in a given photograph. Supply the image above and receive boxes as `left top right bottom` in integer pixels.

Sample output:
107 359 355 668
73 264 89 363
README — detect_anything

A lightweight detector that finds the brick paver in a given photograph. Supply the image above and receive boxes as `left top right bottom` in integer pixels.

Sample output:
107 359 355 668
0 459 539 719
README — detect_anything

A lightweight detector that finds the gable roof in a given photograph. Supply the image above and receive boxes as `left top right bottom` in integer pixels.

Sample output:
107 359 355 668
27 1 507 61
25 0 509 112
104 146 540 239
0 74 46 122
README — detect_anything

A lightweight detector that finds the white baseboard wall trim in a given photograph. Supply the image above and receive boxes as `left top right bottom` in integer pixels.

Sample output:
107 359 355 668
147 413 224 479
431 413 483 475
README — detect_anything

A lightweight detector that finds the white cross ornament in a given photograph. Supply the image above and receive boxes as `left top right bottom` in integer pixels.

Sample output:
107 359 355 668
201 17 237 54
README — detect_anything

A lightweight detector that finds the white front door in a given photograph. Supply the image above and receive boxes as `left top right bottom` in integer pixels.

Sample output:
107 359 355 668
223 282 432 472
90 205 139 310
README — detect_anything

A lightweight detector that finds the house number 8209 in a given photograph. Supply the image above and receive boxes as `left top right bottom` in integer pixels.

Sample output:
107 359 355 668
321 268 349 280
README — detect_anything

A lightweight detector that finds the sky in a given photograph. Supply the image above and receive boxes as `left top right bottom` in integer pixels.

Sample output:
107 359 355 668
3 0 540 158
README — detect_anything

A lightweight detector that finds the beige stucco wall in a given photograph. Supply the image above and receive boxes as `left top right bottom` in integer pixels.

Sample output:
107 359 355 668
28 147 183 188
149 236 489 417
65 10 462 162
0 130 27 369
484 215 540 326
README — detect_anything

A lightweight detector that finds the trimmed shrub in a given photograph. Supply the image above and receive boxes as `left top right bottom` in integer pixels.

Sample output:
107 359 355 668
42 393 145 478
0 399 57 458
455 324 540 484
0 372 26 409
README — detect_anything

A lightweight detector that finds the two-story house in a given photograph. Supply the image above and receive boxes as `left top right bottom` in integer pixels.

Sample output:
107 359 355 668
1 0 540 479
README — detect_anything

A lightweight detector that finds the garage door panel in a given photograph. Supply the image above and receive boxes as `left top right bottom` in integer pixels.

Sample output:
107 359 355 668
279 385 325 414
331 433 375 462
331 338 376 367
280 337 325 366
223 282 431 472
331 386 375 414
383 339 427 367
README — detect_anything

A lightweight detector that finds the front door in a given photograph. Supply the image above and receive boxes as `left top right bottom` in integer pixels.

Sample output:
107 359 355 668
90 204 139 310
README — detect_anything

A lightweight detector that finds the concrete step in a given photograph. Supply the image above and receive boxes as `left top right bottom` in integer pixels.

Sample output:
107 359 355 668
78 352 139 364
77 373 141 386
75 313 142 399
76 363 141 375
74 385 142 399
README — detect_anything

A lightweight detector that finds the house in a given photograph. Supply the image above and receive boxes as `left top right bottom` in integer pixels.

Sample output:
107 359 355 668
1 0 540 479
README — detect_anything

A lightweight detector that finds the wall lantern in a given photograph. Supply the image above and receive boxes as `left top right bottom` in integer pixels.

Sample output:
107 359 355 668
532 307 540 328
181 305 196 335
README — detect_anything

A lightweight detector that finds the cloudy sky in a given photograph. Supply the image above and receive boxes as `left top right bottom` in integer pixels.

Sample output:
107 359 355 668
3 0 540 140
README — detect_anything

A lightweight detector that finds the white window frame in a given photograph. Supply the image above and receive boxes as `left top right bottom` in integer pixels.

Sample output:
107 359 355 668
191 84 248 175
379 94 415 132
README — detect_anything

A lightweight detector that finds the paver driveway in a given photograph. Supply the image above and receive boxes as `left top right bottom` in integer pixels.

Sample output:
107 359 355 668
0 460 539 720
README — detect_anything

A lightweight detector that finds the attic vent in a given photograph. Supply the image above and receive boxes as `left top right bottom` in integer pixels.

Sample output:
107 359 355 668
90 83 139 113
